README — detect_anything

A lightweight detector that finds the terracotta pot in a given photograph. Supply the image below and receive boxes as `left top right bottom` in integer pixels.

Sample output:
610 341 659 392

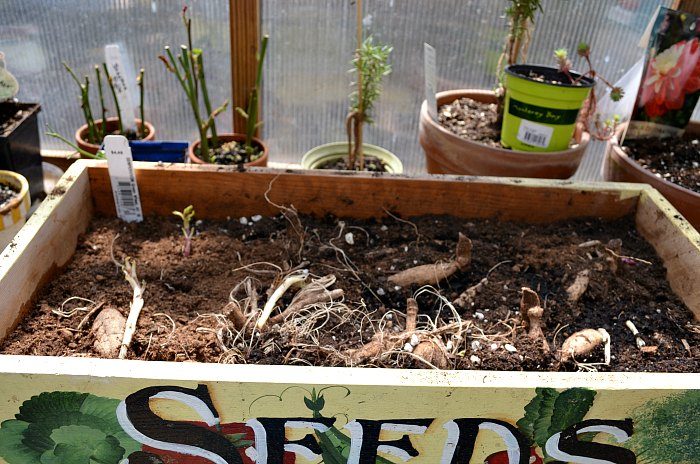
75 117 155 155
188 133 268 167
419 89 590 178
604 123 700 229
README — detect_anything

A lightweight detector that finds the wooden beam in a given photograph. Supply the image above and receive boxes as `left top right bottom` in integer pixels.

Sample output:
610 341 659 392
230 0 261 135
672 0 700 15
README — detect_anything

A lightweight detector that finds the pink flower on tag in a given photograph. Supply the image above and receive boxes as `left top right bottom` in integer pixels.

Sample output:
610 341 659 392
639 38 700 117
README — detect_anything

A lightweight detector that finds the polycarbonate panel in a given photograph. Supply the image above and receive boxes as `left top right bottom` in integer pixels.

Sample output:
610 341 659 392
2 0 231 150
262 0 672 174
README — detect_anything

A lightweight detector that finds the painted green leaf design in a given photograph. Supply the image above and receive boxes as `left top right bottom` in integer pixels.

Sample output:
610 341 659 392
0 391 139 464
547 388 597 437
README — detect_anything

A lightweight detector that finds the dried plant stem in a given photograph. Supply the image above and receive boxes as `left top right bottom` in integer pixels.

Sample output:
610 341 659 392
118 258 146 359
256 270 309 330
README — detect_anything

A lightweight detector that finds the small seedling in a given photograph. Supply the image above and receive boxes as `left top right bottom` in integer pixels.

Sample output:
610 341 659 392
496 0 543 96
173 205 196 257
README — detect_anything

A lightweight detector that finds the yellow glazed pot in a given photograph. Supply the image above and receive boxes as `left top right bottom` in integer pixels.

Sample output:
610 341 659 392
0 170 30 251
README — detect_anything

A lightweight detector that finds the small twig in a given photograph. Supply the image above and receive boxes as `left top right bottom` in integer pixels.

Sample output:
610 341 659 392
605 248 652 266
76 301 106 331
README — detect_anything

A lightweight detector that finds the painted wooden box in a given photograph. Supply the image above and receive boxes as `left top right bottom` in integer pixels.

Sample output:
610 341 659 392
0 160 697 464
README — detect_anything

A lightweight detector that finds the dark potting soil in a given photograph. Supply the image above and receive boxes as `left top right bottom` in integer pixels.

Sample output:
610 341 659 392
200 140 263 165
0 104 28 136
0 181 19 209
2 213 697 373
438 98 502 148
316 155 388 172
623 137 700 193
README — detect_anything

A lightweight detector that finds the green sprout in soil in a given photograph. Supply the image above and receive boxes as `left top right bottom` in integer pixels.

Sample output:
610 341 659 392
554 43 624 140
235 34 269 160
62 61 148 145
173 205 196 257
346 36 392 171
159 6 228 163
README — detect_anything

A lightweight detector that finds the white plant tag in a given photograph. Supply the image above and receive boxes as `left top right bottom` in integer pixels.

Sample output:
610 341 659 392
517 120 553 149
424 43 437 120
104 44 137 133
104 135 143 223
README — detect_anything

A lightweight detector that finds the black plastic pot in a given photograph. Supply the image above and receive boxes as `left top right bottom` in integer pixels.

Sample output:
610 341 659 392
0 102 43 201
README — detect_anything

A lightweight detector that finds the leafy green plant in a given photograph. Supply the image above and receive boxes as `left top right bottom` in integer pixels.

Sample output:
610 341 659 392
0 391 140 464
516 387 596 460
0 52 20 101
236 35 269 159
346 36 392 171
160 6 228 163
173 205 196 257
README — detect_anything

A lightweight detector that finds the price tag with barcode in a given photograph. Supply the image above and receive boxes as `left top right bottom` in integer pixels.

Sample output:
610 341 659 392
517 120 554 149
104 135 143 223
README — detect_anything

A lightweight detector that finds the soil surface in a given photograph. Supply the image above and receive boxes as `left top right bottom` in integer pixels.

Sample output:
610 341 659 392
2 213 698 373
0 104 27 136
316 155 388 172
439 98 502 147
199 140 263 165
0 181 18 209
623 137 700 193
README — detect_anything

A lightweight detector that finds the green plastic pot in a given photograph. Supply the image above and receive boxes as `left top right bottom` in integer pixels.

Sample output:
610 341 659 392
502 64 594 152
301 142 403 173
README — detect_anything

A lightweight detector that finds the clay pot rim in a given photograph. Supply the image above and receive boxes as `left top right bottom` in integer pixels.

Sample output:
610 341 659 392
188 133 269 166
421 89 590 161
608 130 700 200
75 117 156 150
0 170 29 215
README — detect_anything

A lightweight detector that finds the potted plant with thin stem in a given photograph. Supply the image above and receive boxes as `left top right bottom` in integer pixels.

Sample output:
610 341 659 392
0 51 44 201
161 6 268 167
61 61 154 156
419 0 621 178
301 0 402 173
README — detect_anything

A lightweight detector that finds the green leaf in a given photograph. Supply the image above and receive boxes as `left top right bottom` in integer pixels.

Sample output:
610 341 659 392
0 420 42 463
303 396 315 411
516 387 559 448
547 388 596 437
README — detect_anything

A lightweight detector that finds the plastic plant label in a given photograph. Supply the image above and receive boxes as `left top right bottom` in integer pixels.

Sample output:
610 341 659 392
104 135 143 223
0 52 19 101
516 120 553 149
424 43 437 121
105 44 137 133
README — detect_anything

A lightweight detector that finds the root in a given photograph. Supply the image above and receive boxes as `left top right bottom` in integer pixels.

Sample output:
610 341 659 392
560 328 610 364
264 175 305 260
388 233 472 287
566 269 590 303
256 270 309 330
453 277 487 309
270 275 343 325
92 306 126 358
405 298 418 332
520 287 549 352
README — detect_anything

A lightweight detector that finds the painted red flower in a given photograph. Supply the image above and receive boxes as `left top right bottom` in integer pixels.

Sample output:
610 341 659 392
142 422 296 464
639 38 700 117
484 447 543 464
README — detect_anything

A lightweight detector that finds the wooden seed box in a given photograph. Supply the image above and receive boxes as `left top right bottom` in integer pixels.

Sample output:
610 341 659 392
0 160 697 464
